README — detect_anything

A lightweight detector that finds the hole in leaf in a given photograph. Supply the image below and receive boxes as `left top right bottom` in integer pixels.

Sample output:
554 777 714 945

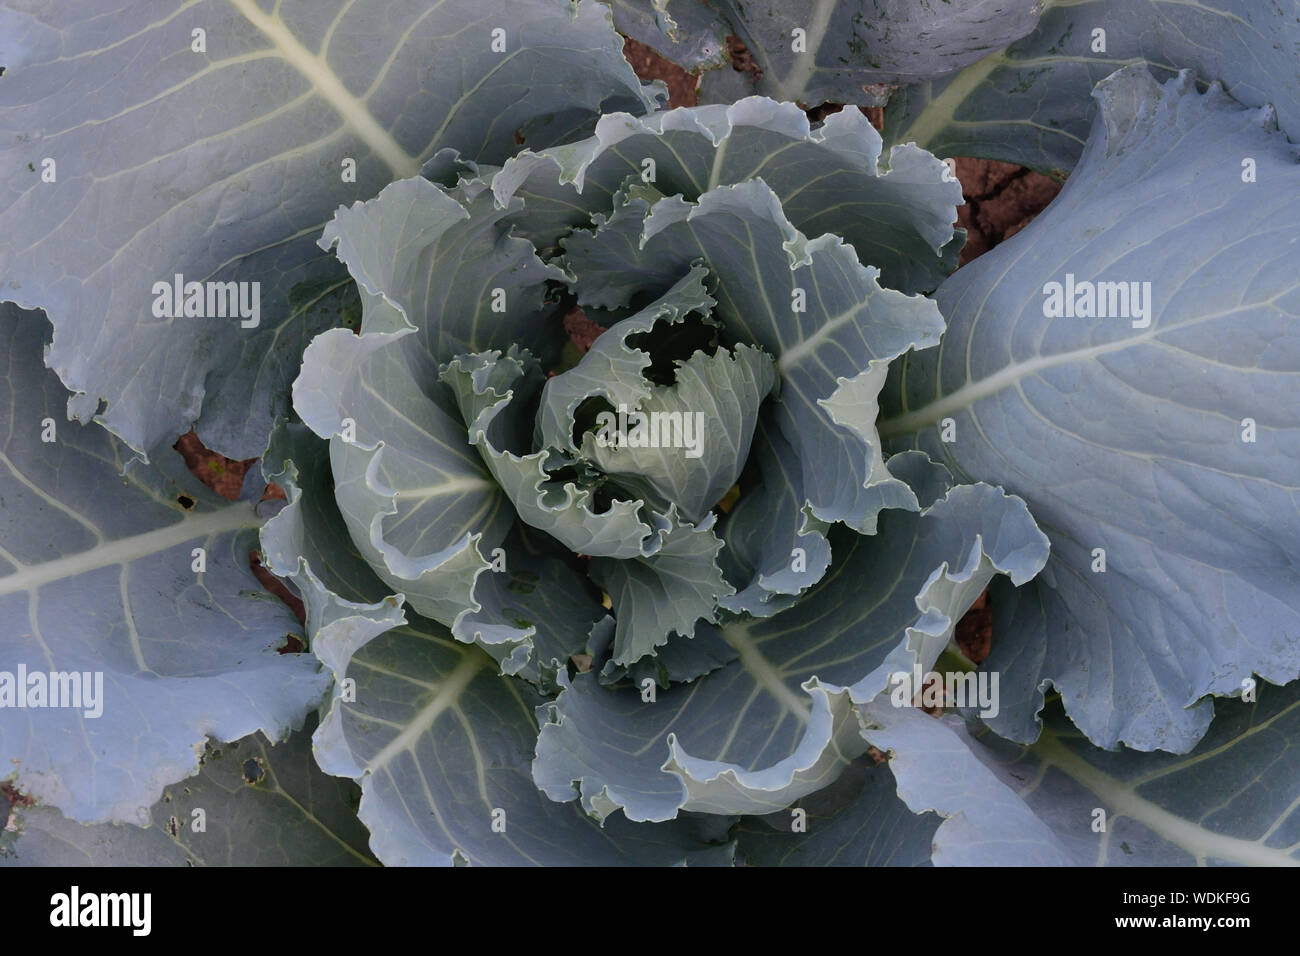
625 313 718 386
242 758 265 785
571 396 614 446
563 307 606 354
1 782 34 809
589 485 621 515
176 494 195 510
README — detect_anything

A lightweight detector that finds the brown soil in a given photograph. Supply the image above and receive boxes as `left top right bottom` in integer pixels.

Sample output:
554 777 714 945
955 589 993 665
724 35 762 87
174 430 256 499
622 37 698 108
174 431 302 640
563 307 607 352
954 158 1061 264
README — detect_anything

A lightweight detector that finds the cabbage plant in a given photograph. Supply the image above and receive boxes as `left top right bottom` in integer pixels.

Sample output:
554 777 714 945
1 0 1297 867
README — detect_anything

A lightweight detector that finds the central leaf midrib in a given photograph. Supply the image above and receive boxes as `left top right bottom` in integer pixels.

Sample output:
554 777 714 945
1036 731 1298 866
724 624 811 721
227 0 420 179
0 503 262 597
877 304 1260 438
366 651 486 773
774 0 837 102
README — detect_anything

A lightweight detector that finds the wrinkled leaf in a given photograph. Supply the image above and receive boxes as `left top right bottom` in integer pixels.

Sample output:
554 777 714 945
579 343 778 523
533 475 1048 821
443 348 656 561
261 423 734 865
590 508 732 666
502 96 963 295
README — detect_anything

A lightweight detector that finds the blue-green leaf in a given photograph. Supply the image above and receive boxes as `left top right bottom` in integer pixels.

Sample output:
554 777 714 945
500 96 963 294
694 0 1043 108
881 67 1300 752
533 479 1048 820
262 422 732 865
579 343 778 524
629 179 946 536
859 702 1075 866
601 0 730 72
733 756 940 867
0 306 327 824
885 0 1300 175
863 684 1300 866
442 348 656 560
590 508 733 666
1 717 377 867
0 0 658 460
537 266 718 453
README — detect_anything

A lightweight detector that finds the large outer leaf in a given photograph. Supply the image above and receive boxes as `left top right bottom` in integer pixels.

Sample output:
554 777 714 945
317 618 738 865
0 0 658 460
859 702 1075 865
636 0 1042 108
532 473 1048 821
863 684 1300 866
260 424 733 865
881 68 1300 753
0 305 328 824
1 717 377 866
885 0 1300 174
